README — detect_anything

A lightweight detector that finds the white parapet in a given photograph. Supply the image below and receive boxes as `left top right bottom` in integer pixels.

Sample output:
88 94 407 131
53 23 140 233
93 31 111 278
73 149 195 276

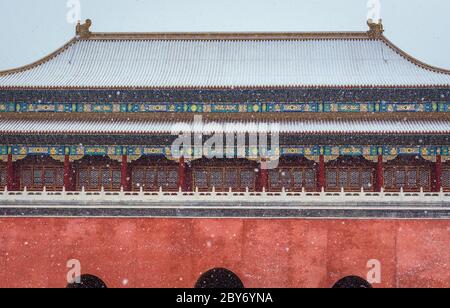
0 187 449 205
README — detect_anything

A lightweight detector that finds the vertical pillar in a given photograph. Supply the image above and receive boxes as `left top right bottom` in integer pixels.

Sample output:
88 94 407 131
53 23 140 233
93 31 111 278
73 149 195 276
178 156 186 191
121 154 129 191
259 160 269 192
376 154 384 192
318 153 325 191
6 152 14 191
434 154 442 192
64 154 72 191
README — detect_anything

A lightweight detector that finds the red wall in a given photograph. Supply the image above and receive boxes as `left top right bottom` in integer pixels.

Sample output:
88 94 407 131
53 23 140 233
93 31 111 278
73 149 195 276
0 218 448 288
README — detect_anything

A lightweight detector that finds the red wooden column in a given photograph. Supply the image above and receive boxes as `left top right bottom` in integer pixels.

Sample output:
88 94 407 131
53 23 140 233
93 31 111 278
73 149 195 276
121 153 129 191
6 151 14 191
376 154 384 192
434 154 442 192
317 152 326 191
259 160 269 192
63 152 72 191
178 156 186 191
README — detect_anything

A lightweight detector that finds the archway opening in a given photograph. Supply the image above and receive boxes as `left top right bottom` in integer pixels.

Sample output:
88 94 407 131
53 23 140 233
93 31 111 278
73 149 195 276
195 268 244 289
332 276 372 289
67 274 108 289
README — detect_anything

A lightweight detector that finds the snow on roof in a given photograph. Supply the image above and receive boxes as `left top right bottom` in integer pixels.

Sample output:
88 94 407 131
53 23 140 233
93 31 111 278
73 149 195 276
0 118 448 135
0 21 449 89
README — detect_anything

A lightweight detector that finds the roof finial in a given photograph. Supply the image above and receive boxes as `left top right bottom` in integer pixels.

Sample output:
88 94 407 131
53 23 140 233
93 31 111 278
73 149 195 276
76 19 92 38
367 19 384 39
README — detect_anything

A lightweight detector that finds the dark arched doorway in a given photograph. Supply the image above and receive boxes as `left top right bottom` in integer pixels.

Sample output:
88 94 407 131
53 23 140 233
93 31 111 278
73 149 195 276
332 276 372 289
67 274 108 289
195 268 244 289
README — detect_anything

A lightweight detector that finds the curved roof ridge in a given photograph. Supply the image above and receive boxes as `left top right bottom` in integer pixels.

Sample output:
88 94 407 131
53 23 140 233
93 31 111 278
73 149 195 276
0 38 78 77
380 36 450 75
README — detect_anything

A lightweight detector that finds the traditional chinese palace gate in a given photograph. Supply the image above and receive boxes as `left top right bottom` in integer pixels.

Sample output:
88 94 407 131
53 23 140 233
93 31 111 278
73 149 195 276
0 20 449 288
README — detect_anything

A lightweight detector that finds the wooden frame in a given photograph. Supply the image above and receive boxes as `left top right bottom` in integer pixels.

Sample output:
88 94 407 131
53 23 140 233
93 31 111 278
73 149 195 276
383 156 433 192
268 157 317 192
17 155 64 191
325 156 376 192
74 156 122 191
130 156 179 192
190 158 258 192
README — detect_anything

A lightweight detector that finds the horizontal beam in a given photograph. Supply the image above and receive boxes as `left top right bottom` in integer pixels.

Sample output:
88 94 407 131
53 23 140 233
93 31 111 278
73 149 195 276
1 145 448 163
1 101 449 114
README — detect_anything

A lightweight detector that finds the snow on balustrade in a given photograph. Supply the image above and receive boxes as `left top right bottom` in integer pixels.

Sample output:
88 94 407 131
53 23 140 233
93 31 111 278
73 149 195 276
1 186 449 205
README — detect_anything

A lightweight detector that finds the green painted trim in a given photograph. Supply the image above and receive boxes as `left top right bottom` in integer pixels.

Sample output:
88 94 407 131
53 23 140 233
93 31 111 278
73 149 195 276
0 102 448 114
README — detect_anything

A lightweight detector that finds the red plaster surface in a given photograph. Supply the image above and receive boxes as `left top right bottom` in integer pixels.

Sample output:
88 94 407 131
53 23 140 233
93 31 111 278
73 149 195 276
0 218 448 288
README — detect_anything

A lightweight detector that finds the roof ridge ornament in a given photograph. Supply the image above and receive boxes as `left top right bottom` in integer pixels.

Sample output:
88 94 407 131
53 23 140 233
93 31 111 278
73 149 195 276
367 19 384 39
76 19 92 39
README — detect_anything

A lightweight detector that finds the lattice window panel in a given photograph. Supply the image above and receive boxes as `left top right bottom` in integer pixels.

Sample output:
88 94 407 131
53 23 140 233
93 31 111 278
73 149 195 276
157 170 167 189
145 169 157 189
419 169 429 189
327 170 337 188
362 170 372 190
443 169 450 188
211 169 223 189
22 169 32 188
194 170 208 189
55 169 64 187
384 169 394 189
349 170 359 188
44 169 55 186
384 166 431 191
100 170 110 188
304 169 316 188
327 168 373 191
240 170 255 189
20 166 65 190
166 170 178 189
132 168 145 189
292 170 303 189
0 168 6 187
407 170 417 188
396 170 406 188
78 169 87 189
112 170 121 189
33 169 42 186
225 169 238 189
132 167 178 191
279 169 292 189
269 168 316 190
269 170 281 188
90 170 99 189
338 169 347 189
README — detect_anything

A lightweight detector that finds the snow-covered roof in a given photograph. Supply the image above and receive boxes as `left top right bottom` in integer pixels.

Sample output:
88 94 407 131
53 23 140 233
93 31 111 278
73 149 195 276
0 21 449 89
0 118 448 135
